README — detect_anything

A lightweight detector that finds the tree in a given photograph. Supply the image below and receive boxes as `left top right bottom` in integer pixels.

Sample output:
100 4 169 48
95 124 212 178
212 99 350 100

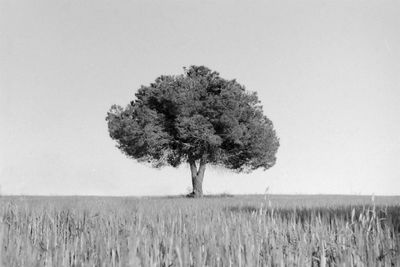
106 66 279 197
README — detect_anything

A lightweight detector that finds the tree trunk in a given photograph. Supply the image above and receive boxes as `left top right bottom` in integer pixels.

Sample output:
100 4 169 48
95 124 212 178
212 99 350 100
188 156 206 198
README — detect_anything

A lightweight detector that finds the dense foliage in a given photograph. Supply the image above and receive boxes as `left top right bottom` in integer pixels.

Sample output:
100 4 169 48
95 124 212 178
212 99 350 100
106 66 279 172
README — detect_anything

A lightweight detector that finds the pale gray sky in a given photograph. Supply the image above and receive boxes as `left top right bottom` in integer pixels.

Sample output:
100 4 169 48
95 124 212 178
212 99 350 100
1 0 399 196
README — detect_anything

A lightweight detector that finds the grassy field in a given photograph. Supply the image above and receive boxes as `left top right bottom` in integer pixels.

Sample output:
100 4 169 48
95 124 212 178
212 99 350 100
1 194 399 266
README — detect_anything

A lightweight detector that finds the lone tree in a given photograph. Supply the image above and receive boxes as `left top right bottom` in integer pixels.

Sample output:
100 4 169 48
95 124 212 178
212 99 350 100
106 66 279 197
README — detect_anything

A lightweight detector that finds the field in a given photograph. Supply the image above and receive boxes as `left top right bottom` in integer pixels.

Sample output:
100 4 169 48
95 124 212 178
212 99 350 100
1 195 399 266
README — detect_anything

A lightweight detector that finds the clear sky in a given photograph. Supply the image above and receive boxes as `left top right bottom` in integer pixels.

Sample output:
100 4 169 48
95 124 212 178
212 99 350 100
1 0 399 196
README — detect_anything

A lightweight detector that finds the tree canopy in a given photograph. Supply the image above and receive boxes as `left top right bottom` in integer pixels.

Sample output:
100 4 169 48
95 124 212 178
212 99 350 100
106 66 279 196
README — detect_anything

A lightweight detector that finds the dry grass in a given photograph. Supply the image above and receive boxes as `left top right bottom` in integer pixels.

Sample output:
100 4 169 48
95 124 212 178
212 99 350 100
0 195 399 266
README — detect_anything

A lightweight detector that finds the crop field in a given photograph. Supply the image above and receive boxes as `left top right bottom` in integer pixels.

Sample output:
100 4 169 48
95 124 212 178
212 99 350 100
0 195 399 266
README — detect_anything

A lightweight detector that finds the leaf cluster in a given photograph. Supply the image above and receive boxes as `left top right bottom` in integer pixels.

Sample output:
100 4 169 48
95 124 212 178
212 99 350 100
106 66 279 172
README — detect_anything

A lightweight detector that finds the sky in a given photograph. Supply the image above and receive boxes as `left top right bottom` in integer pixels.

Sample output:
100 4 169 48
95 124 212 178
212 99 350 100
1 0 399 196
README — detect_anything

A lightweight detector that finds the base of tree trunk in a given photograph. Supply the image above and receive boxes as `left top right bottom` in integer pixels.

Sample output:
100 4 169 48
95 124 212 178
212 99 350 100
186 191 203 198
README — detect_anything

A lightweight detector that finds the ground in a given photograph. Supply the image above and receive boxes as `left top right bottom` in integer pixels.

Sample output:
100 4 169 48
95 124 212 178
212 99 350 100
1 194 399 266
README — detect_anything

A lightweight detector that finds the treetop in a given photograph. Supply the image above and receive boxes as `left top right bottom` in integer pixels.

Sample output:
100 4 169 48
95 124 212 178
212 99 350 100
106 66 279 172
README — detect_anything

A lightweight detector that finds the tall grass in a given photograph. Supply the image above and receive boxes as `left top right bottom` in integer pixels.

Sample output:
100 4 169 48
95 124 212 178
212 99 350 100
0 195 399 266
